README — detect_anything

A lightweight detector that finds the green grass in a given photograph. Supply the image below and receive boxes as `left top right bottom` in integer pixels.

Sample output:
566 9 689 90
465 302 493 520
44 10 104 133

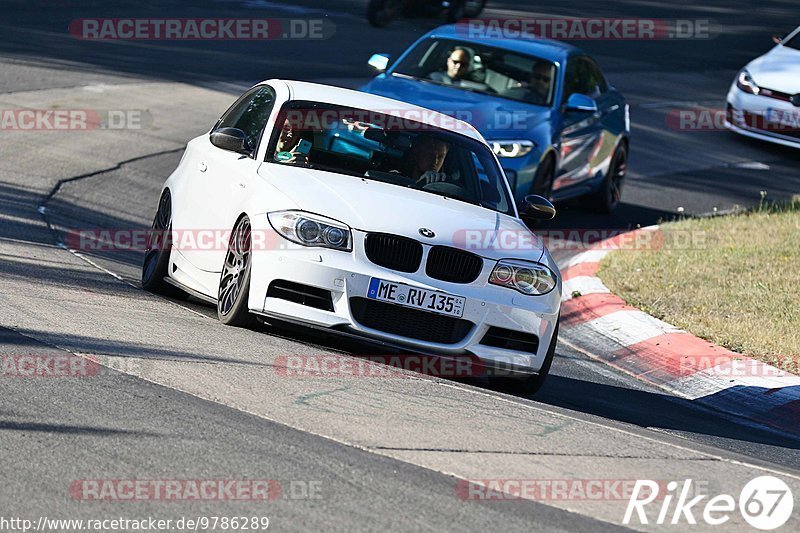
598 199 800 369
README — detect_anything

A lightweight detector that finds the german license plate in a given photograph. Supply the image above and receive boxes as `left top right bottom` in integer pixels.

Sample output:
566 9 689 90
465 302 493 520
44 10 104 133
367 278 466 318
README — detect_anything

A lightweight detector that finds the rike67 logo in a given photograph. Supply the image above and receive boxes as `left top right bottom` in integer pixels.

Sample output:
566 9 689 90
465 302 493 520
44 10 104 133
624 476 794 529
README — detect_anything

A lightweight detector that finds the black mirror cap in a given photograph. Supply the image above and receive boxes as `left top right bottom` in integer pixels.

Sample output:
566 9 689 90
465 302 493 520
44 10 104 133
522 194 556 221
210 127 250 153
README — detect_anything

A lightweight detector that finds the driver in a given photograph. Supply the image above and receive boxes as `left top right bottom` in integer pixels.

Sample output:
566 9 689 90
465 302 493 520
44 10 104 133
401 136 450 185
430 47 473 86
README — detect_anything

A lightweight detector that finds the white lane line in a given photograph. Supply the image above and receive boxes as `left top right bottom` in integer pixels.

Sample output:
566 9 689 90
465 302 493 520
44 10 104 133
638 100 722 109
726 161 770 170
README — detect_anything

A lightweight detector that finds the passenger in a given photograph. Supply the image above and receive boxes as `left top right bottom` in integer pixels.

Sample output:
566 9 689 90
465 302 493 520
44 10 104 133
274 119 311 164
504 62 554 104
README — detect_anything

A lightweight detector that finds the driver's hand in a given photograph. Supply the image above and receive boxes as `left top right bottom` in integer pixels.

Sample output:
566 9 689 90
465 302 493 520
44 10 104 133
416 171 448 186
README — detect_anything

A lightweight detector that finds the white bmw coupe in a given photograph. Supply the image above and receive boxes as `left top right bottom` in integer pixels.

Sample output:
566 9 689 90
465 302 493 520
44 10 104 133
726 26 800 148
142 80 561 394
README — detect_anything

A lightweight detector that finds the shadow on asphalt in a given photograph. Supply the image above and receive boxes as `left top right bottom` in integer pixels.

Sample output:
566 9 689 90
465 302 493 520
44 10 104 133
536 201 679 231
535 374 800 451
0 420 160 436
192 311 800 452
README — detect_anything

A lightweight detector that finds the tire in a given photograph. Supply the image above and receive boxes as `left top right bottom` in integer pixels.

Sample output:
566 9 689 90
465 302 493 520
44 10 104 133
490 321 559 397
530 154 555 199
141 190 184 298
367 0 404 27
217 216 257 328
585 142 627 214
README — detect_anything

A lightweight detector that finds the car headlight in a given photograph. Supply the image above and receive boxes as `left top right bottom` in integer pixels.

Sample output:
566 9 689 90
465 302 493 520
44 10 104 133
489 140 535 158
736 69 760 95
268 211 352 252
489 260 557 295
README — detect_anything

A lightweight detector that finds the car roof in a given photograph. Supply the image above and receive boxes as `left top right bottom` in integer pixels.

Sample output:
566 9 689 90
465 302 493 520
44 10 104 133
423 24 581 63
265 79 484 143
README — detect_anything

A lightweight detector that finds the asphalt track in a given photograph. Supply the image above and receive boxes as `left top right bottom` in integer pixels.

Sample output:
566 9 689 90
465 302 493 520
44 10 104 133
1 1 800 531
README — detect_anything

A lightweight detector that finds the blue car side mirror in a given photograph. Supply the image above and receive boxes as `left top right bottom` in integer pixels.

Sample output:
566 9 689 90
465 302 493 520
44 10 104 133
368 53 391 73
565 93 598 113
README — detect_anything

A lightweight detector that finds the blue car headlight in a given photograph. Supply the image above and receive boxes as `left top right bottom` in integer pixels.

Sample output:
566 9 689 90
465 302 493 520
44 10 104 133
488 140 535 158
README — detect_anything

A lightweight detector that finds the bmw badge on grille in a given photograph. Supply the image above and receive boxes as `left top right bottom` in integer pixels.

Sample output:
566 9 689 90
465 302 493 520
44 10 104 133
419 228 435 238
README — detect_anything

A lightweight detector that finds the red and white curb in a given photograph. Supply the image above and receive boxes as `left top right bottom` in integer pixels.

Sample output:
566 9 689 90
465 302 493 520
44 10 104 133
552 227 800 437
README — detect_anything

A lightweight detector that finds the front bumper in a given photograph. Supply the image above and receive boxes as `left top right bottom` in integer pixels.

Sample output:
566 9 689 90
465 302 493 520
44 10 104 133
725 84 800 149
248 215 561 373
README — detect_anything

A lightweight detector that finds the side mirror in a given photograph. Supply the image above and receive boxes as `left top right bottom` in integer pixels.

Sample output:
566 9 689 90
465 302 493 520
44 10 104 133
772 34 783 44
210 127 250 154
521 194 556 221
368 53 391 73
565 93 598 113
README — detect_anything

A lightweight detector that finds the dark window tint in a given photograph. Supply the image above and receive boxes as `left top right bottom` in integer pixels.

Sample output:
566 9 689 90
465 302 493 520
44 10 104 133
784 30 800 51
563 57 607 101
217 86 276 147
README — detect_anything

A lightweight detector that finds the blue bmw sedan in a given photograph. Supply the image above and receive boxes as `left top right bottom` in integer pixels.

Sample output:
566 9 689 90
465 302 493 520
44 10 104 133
361 25 630 212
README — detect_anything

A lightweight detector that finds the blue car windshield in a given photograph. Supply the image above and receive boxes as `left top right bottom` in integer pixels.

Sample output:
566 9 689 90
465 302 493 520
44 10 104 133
392 38 557 106
266 101 515 216
783 30 800 51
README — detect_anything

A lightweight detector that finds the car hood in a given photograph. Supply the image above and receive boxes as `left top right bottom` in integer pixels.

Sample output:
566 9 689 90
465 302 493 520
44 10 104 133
361 75 553 140
746 46 800 93
258 163 544 262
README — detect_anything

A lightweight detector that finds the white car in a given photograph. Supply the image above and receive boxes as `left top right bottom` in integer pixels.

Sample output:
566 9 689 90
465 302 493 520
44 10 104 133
142 80 561 394
725 26 800 148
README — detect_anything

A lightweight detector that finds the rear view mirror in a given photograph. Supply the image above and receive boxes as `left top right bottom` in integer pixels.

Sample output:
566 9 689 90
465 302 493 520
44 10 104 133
363 127 387 143
565 93 598 113
521 195 556 221
210 127 250 154
368 53 391 73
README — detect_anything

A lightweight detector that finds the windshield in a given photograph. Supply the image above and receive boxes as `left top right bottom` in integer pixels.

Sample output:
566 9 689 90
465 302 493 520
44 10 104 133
266 101 515 216
783 29 800 50
392 38 557 106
